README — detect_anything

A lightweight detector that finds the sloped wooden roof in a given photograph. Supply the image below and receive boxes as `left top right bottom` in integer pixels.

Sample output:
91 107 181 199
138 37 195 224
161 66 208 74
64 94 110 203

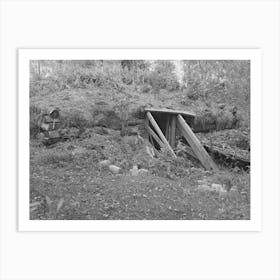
144 107 196 118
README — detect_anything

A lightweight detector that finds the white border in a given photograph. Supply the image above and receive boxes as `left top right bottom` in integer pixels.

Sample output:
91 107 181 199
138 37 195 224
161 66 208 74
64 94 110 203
18 49 262 232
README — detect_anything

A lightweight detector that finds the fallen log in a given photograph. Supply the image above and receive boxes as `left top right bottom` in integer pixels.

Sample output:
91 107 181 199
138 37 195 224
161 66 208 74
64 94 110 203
42 136 69 146
203 144 250 171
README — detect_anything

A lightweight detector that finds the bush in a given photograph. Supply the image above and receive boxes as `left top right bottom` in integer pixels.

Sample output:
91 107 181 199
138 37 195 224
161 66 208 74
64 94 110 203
38 150 74 166
182 61 250 114
30 105 42 138
62 111 89 128
142 61 180 92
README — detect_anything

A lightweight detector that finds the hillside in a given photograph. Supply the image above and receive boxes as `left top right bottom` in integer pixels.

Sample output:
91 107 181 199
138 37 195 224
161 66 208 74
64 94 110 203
29 60 250 220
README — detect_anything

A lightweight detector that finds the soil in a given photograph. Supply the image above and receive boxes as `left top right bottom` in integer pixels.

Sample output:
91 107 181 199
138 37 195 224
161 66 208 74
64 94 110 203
30 87 250 220
30 128 250 220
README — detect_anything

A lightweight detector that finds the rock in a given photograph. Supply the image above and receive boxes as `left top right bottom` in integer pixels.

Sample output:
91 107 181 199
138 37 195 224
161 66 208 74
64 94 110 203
197 178 207 184
138 168 148 175
230 185 238 193
211 183 226 193
197 184 211 191
130 165 139 176
109 165 121 174
198 183 227 193
99 160 111 167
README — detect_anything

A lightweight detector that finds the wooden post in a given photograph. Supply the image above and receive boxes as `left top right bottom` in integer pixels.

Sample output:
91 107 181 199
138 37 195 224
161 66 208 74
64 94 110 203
145 122 165 149
165 116 170 142
146 112 176 158
170 115 176 148
177 114 217 170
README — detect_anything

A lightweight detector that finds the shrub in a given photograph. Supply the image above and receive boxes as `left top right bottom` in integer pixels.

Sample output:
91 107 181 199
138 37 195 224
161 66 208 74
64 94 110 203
38 150 74 166
62 111 89 129
30 105 42 138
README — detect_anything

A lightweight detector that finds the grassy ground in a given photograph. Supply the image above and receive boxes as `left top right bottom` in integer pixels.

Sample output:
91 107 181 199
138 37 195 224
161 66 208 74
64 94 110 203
30 85 250 128
30 127 250 220
29 60 251 220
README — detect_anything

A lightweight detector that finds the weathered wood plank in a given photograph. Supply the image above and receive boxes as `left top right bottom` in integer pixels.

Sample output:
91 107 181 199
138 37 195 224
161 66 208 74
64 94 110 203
145 123 165 149
170 115 176 148
146 112 176 158
165 116 171 142
145 107 196 118
177 114 217 170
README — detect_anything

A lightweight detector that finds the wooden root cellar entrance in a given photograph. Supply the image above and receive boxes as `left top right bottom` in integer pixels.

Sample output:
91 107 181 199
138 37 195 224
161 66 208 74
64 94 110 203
144 108 217 171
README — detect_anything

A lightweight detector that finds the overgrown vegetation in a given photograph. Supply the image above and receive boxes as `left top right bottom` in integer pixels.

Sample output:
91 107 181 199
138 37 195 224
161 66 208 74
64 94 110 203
30 59 250 220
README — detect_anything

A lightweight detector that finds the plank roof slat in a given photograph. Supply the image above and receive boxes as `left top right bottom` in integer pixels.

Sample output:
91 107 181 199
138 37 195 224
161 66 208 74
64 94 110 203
144 107 196 118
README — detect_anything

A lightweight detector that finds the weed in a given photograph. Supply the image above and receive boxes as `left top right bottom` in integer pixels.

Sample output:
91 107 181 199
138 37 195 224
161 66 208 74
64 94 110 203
38 150 74 166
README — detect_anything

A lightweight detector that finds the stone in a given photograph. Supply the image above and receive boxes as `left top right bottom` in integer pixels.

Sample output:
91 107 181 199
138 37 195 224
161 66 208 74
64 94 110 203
71 147 87 155
211 183 226 193
197 184 211 191
138 168 148 175
130 165 139 176
99 160 111 167
109 165 121 174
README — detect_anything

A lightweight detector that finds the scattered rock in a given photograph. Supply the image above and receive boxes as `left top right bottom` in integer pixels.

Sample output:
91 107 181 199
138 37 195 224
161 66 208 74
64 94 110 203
130 165 139 176
197 181 227 193
109 165 121 174
138 168 148 175
230 185 238 193
197 184 211 191
211 183 226 193
99 160 111 167
129 165 149 176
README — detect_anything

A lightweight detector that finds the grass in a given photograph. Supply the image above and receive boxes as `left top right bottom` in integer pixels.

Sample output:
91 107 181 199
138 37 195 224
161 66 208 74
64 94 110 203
30 130 250 220
29 60 250 220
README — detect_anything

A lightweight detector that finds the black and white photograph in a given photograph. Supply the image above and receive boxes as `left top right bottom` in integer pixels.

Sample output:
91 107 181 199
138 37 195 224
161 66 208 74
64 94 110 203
28 57 251 221
2 1 280 279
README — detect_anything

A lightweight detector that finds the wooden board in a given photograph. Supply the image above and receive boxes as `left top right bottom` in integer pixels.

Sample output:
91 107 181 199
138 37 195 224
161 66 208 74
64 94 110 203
165 116 171 142
177 114 217 170
145 107 196 118
170 115 176 148
146 112 176 158
145 122 165 149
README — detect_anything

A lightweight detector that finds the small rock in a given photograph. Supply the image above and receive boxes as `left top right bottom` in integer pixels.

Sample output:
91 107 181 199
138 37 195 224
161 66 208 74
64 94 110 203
109 165 121 174
197 184 211 191
130 165 139 176
211 183 226 193
138 168 148 175
197 179 207 184
99 160 111 167
230 185 238 192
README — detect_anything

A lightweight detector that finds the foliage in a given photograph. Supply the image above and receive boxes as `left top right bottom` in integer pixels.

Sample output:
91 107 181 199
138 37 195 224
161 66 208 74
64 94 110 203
61 111 90 129
30 60 182 97
182 60 250 106
38 150 74 166
30 105 44 138
142 61 180 92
